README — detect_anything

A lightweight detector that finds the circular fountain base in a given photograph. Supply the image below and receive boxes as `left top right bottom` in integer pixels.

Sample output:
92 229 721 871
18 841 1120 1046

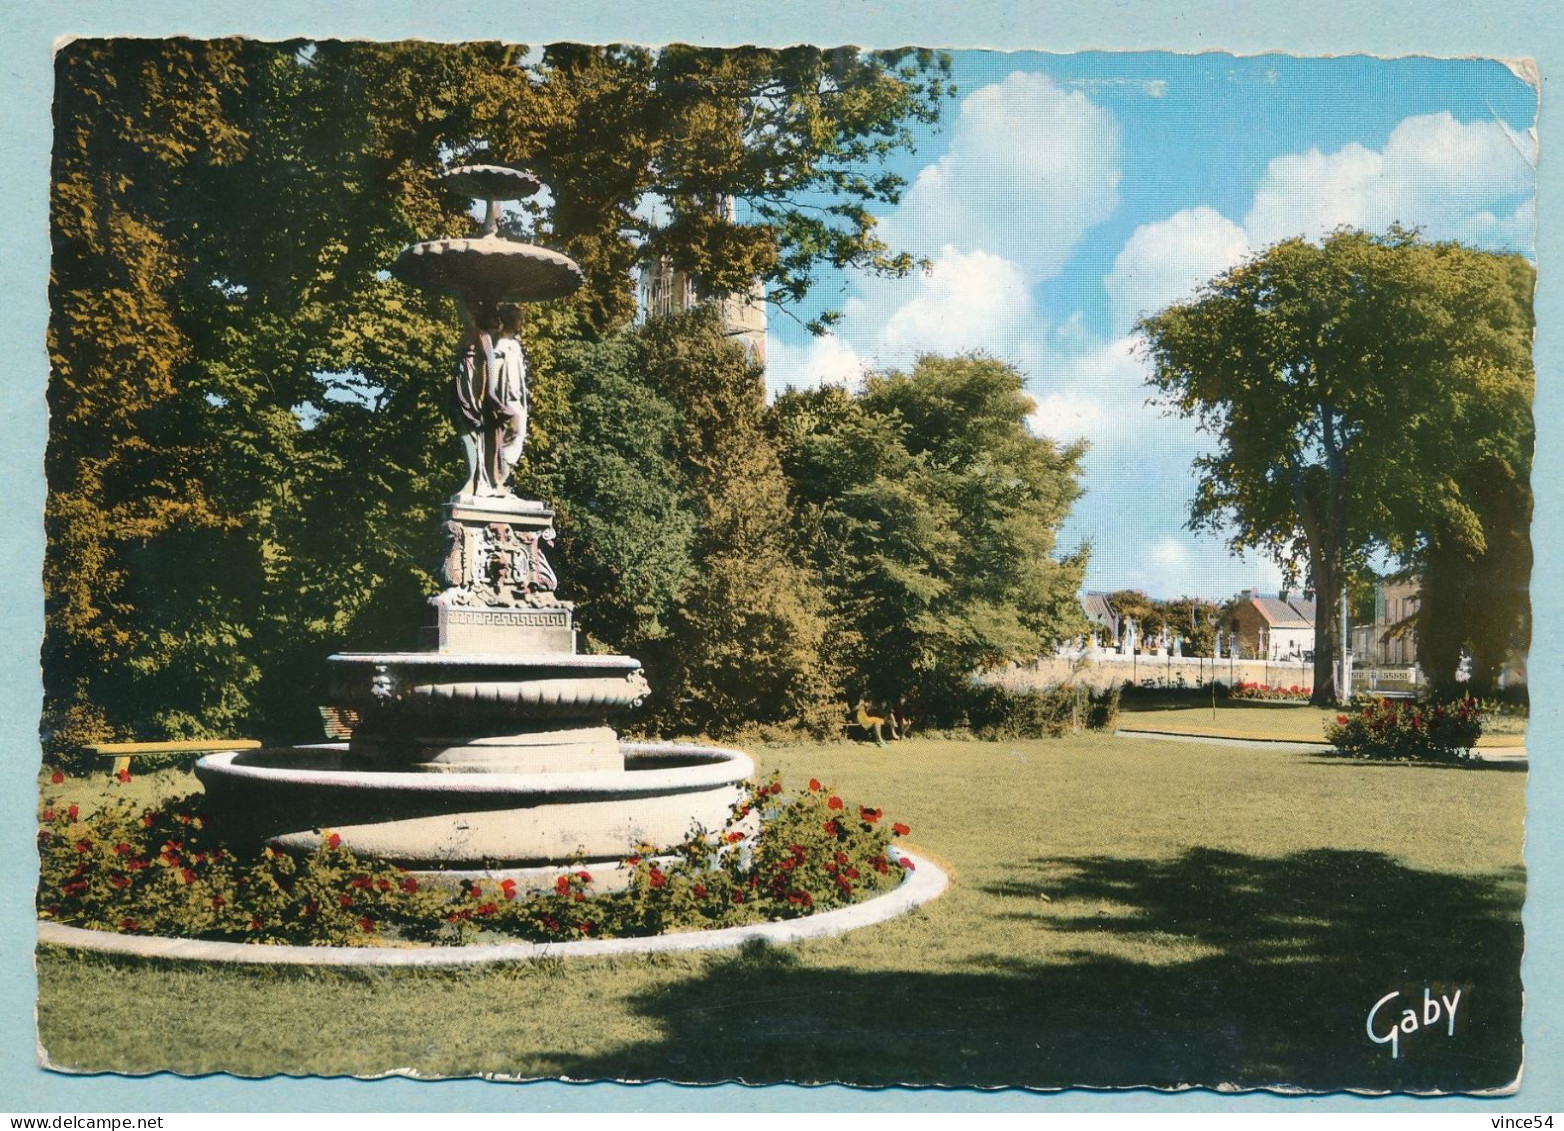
195 741 754 870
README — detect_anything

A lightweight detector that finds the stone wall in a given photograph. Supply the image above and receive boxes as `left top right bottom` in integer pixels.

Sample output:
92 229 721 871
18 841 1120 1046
988 653 1315 693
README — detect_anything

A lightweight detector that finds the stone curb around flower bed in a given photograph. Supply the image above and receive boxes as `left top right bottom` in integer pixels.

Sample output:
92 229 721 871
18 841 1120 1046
35 850 947 967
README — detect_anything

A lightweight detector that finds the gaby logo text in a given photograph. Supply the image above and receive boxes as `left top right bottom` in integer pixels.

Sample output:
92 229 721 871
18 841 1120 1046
1366 986 1463 1059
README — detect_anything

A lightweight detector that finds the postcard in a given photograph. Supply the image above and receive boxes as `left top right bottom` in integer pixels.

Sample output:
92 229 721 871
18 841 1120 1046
7 8 1561 1119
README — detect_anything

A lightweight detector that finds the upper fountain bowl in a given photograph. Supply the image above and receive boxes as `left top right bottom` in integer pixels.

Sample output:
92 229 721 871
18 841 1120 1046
392 236 583 303
441 164 543 201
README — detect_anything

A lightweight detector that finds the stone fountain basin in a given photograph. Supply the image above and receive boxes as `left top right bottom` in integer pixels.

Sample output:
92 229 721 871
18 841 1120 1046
195 741 754 869
392 235 583 301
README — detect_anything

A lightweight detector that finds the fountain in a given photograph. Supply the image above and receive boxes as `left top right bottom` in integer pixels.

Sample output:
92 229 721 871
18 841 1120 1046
196 165 754 884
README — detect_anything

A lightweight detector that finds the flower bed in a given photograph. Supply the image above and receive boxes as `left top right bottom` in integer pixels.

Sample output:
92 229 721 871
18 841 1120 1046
1228 681 1313 702
1324 697 1484 762
37 774 913 946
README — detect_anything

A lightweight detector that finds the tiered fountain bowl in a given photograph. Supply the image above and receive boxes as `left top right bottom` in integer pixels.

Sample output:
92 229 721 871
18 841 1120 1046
196 165 753 884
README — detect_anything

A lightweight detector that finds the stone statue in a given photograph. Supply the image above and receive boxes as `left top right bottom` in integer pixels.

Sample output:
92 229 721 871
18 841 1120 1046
450 300 531 499
450 298 499 499
486 302 529 492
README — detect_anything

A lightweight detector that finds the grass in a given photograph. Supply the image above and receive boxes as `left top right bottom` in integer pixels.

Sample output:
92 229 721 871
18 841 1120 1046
1117 698 1527 746
35 734 1526 1091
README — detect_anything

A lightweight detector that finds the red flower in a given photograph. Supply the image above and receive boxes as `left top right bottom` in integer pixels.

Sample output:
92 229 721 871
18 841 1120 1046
859 806 882 823
376 877 392 892
248 918 264 931
899 856 916 871
694 883 708 899
808 779 822 792
141 813 155 828
892 822 911 837
211 895 225 908
501 879 518 901
576 871 592 883
304 901 318 916
180 868 198 884
846 867 860 880
41 809 54 822
358 917 376 933
120 919 139 932
470 884 482 898
116 768 132 784
1336 715 1349 724
555 875 571 895
400 877 419 894
325 832 342 850
626 854 641 866
110 875 131 889
822 820 840 836
74 840 92 854
573 891 586 903
50 771 64 785
476 902 498 917
827 796 844 810
67 805 79 821
726 832 743 844
648 867 667 888
339 893 353 908
732 891 745 904
769 781 783 795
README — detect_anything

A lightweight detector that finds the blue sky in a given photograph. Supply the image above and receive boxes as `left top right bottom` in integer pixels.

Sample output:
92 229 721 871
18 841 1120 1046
761 51 1537 602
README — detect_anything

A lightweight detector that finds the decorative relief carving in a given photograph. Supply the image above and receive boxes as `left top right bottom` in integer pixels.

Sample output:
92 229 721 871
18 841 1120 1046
435 513 573 612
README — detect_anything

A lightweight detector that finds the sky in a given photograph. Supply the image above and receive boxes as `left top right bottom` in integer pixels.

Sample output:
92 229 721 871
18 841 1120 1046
759 51 1538 603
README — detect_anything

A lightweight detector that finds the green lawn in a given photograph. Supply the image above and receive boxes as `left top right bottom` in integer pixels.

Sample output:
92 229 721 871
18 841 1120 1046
1117 698 1528 746
36 734 1526 1091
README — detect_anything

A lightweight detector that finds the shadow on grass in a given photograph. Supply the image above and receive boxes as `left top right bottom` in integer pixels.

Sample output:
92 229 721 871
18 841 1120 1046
539 848 1523 1093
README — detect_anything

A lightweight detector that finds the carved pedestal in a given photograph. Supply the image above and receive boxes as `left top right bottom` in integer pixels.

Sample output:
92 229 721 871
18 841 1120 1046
418 496 576 655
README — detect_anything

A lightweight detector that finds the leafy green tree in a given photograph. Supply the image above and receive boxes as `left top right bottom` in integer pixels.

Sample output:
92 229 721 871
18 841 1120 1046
500 44 953 332
635 310 838 737
1139 229 1533 705
1160 597 1220 657
1104 590 1164 641
774 355 1088 723
1417 454 1532 696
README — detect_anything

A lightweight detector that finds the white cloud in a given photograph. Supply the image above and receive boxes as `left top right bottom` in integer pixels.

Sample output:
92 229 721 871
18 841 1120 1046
1104 207 1251 332
1244 111 1535 251
884 71 1122 283
877 247 1033 360
763 332 867 399
1026 334 1154 447
1027 393 1102 444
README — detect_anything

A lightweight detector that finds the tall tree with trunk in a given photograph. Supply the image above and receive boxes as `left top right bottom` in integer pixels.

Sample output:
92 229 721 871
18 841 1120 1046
1138 228 1533 705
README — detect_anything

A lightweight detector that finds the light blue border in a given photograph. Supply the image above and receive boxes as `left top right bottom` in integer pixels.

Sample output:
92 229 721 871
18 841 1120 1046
2 0 1557 1114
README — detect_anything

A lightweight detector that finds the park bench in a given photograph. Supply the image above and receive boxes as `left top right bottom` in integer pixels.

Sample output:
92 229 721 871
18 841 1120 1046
84 738 261 778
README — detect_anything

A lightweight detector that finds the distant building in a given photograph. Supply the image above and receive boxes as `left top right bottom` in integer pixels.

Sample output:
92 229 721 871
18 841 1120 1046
637 198 767 365
1350 578 1420 667
1224 589 1317 660
1080 592 1119 647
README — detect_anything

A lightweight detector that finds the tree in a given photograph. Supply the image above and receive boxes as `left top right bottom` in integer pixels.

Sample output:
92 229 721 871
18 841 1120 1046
774 355 1088 723
1103 590 1164 641
1139 229 1533 705
635 309 837 737
1160 597 1220 657
503 44 952 332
